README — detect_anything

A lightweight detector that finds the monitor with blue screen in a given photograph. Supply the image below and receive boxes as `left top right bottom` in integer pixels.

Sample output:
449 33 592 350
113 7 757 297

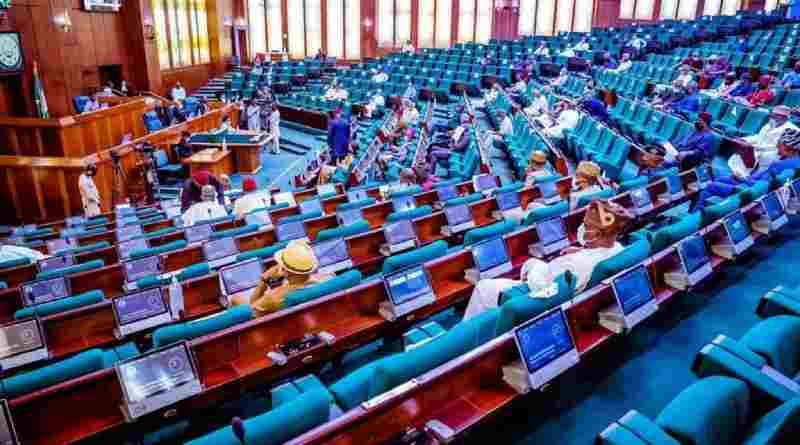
472 237 511 277
118 238 149 261
123 256 163 283
219 259 263 296
611 266 658 328
695 165 710 185
37 255 74 273
385 220 416 246
445 204 472 227
65 216 85 228
496 191 521 211
185 224 213 243
631 187 652 211
313 238 352 274
317 183 336 196
300 198 323 215
337 207 363 226
435 184 458 202
666 175 684 197
762 192 785 222
245 209 272 228
347 189 369 203
203 237 239 262
725 212 751 245
0 319 46 365
538 180 559 199
117 225 143 242
384 266 434 307
677 235 712 286
273 192 296 206
392 195 416 213
276 221 307 242
21 276 70 307
531 217 569 257
473 174 497 192
46 237 76 255
513 308 579 389
113 287 169 327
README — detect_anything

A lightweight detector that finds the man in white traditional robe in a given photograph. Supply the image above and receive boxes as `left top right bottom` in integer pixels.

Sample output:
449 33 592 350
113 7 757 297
79 163 101 217
182 185 228 227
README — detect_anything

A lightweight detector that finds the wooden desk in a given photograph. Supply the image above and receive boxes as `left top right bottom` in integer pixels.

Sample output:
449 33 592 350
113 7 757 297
188 130 269 174
183 149 235 177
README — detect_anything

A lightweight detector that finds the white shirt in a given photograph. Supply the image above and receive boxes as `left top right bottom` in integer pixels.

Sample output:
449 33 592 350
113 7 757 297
526 95 549 116
402 107 419 126
182 201 228 227
171 86 187 101
560 49 576 57
0 245 46 264
498 116 514 137
533 46 550 56
676 74 693 87
246 105 261 131
630 38 647 49
372 72 389 83
233 193 270 219
324 88 348 101
610 60 633 73
79 173 101 217
573 41 590 51
742 120 799 153
511 80 527 93
269 110 280 134
544 109 580 139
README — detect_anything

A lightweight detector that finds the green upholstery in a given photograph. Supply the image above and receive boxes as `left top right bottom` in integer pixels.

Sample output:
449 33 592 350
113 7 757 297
443 193 484 207
236 242 288 262
209 224 259 240
279 211 323 225
650 212 702 252
386 205 433 223
702 195 741 227
283 270 363 308
337 198 376 212
655 377 750 445
271 375 328 408
139 227 180 240
521 202 570 226
576 188 616 208
587 240 651 289
388 185 422 198
315 220 371 242
55 241 111 257
757 285 800 318
617 411 681 445
185 388 333 445
129 240 187 260
151 305 253 348
740 316 800 378
739 180 770 205
14 289 105 319
495 273 576 335
0 257 31 270
618 177 649 192
382 240 448 275
741 397 800 445
492 182 524 195
463 219 519 246
36 259 105 280
196 215 235 226
135 262 211 289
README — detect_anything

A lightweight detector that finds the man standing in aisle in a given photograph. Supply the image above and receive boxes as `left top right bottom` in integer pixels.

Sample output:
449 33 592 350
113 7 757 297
269 104 281 154
79 163 101 217
328 109 350 162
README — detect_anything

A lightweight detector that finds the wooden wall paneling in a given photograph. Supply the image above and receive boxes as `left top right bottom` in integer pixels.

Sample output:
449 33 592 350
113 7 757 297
122 0 163 94
161 64 213 97
361 0 376 59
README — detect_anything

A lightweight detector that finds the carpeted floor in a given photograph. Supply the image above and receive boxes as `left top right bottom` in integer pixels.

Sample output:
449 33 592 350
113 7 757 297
465 220 800 445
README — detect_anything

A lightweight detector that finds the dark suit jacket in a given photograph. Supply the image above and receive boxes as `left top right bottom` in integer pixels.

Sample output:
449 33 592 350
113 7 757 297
328 118 350 159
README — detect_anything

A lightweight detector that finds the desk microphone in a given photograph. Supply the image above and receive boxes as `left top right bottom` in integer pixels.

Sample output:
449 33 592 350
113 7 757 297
231 417 246 444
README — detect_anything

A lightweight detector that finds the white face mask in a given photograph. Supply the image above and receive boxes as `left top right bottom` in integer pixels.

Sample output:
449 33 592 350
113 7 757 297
577 224 587 246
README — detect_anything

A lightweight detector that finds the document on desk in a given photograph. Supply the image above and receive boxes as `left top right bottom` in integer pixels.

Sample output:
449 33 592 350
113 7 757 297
662 142 678 162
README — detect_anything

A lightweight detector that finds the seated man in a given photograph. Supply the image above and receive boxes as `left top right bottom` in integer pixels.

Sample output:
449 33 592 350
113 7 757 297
180 170 225 211
738 105 798 165
489 109 514 146
782 62 800 90
569 161 609 209
678 52 703 71
400 99 419 127
643 113 716 174
533 42 550 56
429 114 470 165
703 55 729 82
182 185 229 227
598 52 618 70
675 65 695 88
371 68 389 83
607 53 632 73
667 81 701 119
694 129 800 210
0 243 47 263
550 68 569 87
739 75 774 107
628 34 647 54
232 240 333 316
233 177 267 219
324 82 349 101
525 89 550 117
83 94 102 113
704 72 739 98
541 101 580 141
580 91 609 123
171 82 187 102
363 89 385 118
524 150 556 186
729 73 755 99
463 200 631 320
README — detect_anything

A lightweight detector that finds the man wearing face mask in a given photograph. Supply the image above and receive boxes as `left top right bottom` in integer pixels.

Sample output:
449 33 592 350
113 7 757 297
570 161 609 209
79 163 102 217
735 106 798 171
463 200 632 320
656 112 716 170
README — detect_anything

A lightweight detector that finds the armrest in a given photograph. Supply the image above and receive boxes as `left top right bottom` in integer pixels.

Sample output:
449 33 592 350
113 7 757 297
598 410 679 445
710 335 766 369
757 287 800 318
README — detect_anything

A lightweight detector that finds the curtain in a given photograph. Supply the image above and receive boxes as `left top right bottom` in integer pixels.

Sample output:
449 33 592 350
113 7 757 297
196 0 210 62
721 0 740 15
677 0 698 19
574 0 593 32
619 0 635 19
556 0 574 33
152 0 171 68
635 0 655 19
765 0 778 11
703 0 722 15
175 0 192 66
435 0 452 48
327 0 345 58
248 0 267 58
459 0 477 42
475 0 493 42
518 0 536 36
418 0 435 49
305 0 322 57
266 0 283 52
396 0 412 47
536 0 556 35
345 0 361 59
287 1 304 57
660 0 678 19
377 0 394 47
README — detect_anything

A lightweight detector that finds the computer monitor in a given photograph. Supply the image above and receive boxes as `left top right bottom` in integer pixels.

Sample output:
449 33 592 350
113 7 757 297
46 237 77 255
611 265 657 328
0 400 19 445
347 189 369 203
123 256 163 283
185 224 213 244
724 211 751 246
792 180 800 198
115 342 201 419
118 216 140 227
219 259 263 296
313 238 352 274
435 184 458 203
337 207 364 226
695 165 710 185
115 205 135 218
385 219 417 246
245 209 272 228
513 308 579 389
392 195 417 213
384 266 434 307
273 191 296 206
116 224 143 242
203 237 239 262
762 192 785 222
534 216 569 256
65 216 85 228
666 175 684 197
630 187 652 211
496 191 521 211
444 204 473 227
471 237 511 277
538 180 559 198
276 221 307 242
300 198 323 215
676 235 712 286
21 276 70 307
473 174 497 193
37 255 74 273
118 238 149 261
113 287 169 328
0 319 46 365
317 183 336 197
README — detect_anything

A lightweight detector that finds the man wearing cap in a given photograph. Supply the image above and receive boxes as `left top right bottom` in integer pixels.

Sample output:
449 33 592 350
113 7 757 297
524 151 555 186
741 75 775 107
782 61 800 90
668 81 701 119
233 177 269 219
542 101 580 141
182 185 229 226
570 161 609 208
463 200 631 320
693 129 800 211
180 170 225 211
79 163 102 217
729 73 755 98
737 106 798 163
233 240 333 316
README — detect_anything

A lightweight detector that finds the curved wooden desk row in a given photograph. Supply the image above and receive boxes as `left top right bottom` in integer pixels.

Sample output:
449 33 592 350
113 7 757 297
4 171 704 445
0 97 156 158
288 199 770 445
0 105 239 225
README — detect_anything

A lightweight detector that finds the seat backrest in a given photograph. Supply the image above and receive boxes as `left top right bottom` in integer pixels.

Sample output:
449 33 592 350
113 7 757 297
382 240 448 275
587 239 651 289
152 305 253 348
284 270 363 309
463 219 519 246
315 220 371 243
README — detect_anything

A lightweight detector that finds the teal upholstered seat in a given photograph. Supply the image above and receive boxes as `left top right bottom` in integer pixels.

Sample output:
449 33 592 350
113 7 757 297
315 220 371 243
463 219 519 246
702 195 741 227
492 182 524 195
135 262 211 289
185 387 334 445
618 177 650 192
129 240 187 260
739 316 800 380
279 211 324 225
209 224 259 240
576 188 616 208
55 241 111 257
739 180 770 205
236 242 288 262
495 273 576 335
151 305 253 348
388 185 422 198
757 285 800 318
283 270 362 308
382 240 448 275
337 198 376 212
0 257 31 270
443 193 484 207
521 201 570 226
14 289 105 319
386 205 433 223
36 259 105 280
587 240 651 290
649 212 702 252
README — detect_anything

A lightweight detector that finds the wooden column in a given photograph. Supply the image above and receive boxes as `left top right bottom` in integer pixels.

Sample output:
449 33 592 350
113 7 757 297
122 0 163 94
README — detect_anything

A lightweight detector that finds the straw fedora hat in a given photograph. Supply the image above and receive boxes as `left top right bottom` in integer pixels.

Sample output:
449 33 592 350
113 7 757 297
274 240 319 275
